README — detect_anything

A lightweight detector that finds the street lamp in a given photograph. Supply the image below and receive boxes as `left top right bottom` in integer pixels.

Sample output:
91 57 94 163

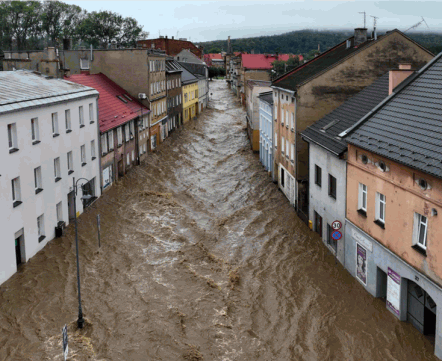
72 177 92 329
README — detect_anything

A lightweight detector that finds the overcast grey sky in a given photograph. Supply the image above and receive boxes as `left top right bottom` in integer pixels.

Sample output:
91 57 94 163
64 1 441 42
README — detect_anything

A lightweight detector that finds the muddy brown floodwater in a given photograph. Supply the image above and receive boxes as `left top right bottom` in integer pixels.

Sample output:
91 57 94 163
0 80 438 361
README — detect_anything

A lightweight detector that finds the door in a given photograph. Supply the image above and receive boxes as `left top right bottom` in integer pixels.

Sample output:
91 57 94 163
408 280 437 337
15 236 22 267
67 191 75 220
118 159 124 177
314 211 323 237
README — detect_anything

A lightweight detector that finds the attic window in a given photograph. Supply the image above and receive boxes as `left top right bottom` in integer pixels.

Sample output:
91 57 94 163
123 94 133 101
418 179 428 190
117 95 128 103
361 155 368 164
378 161 387 172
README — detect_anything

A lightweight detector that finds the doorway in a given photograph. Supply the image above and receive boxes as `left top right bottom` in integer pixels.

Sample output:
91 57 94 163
14 230 25 267
314 211 323 237
67 191 75 221
407 280 437 338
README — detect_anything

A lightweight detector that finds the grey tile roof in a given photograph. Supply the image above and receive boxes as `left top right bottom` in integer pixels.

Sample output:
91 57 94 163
301 72 389 155
0 70 98 114
179 66 198 85
166 59 183 73
258 91 273 105
346 52 442 179
178 61 206 77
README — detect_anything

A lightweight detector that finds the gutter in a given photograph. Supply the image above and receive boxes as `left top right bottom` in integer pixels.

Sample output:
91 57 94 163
270 85 295 96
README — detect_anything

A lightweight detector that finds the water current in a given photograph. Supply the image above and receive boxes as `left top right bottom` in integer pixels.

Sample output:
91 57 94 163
0 80 437 360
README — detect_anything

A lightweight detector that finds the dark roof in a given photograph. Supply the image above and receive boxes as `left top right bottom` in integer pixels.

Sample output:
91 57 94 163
258 91 274 105
301 72 390 156
272 29 432 92
166 59 183 73
346 52 442 179
178 61 206 77
180 66 198 85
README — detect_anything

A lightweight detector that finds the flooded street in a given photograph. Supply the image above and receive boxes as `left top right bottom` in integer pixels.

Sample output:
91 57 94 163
0 80 437 361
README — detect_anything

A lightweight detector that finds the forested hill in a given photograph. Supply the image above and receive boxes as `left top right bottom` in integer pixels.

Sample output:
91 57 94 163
198 30 442 56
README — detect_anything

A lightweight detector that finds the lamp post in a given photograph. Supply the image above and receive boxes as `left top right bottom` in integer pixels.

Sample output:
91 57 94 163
72 177 92 329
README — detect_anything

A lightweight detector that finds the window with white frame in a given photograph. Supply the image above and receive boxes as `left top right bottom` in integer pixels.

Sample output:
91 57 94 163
124 124 130 141
34 166 43 192
31 118 40 143
131 150 134 162
11 177 21 206
281 108 285 125
358 183 367 213
117 126 123 146
8 123 18 151
79 106 84 127
275 132 277 148
56 202 63 223
130 121 134 139
80 58 89 70
286 140 289 157
52 112 59 136
54 157 61 180
67 151 73 174
413 212 428 250
108 130 114 150
286 111 289 128
127 153 130 165
65 109 71 132
290 143 294 162
89 103 94 123
101 133 108 155
37 214 45 241
291 113 294 131
81 145 86 165
281 136 285 153
91 140 96 159
375 192 386 224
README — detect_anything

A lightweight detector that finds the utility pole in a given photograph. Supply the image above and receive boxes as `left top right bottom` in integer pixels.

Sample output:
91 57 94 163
358 11 366 28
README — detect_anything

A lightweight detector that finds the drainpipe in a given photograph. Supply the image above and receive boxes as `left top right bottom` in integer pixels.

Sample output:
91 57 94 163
96 96 103 195
294 95 299 212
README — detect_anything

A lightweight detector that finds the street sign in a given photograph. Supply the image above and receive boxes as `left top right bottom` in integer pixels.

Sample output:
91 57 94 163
62 325 68 361
332 230 342 241
332 220 342 230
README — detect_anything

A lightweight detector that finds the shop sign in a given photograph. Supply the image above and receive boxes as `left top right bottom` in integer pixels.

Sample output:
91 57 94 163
356 243 367 285
387 267 401 316
351 228 373 252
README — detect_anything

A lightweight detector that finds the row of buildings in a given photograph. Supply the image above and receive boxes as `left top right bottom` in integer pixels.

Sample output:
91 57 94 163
1 37 210 287
239 28 442 359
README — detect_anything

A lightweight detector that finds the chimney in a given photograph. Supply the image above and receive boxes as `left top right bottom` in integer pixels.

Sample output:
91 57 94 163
389 63 414 95
165 35 168 39
354 28 367 47
47 47 56 61
227 36 231 54
172 36 174 39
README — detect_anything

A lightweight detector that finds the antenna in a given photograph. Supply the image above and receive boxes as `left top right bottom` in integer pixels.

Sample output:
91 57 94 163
405 16 430 32
370 15 379 39
358 11 366 28
176 30 179 38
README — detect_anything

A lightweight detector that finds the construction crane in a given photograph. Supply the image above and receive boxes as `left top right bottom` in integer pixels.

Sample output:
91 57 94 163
358 11 366 28
405 17 429 32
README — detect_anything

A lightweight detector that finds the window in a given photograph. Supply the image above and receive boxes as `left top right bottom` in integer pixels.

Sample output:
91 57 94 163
281 136 285 153
56 202 63 223
286 111 289 128
81 145 86 166
274 132 277 148
108 130 114 150
286 140 289 158
37 214 45 242
54 157 61 181
131 150 134 162
8 123 18 152
151 134 157 150
375 192 386 226
328 174 336 199
31 118 40 144
89 103 94 123
290 144 295 162
34 166 43 193
79 106 84 127
358 183 367 214
413 212 428 250
130 121 134 139
80 58 89 70
315 165 322 187
281 110 284 125
127 153 130 166
327 224 337 252
11 177 21 206
117 127 123 146
101 133 108 155
125 124 130 141
91 140 96 160
64 109 71 133
67 151 74 174
280 167 285 188
291 113 294 131
52 113 59 136
314 211 323 237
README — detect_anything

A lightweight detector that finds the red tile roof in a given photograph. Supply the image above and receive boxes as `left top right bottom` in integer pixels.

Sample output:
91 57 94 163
65 73 150 133
204 53 224 66
241 54 304 70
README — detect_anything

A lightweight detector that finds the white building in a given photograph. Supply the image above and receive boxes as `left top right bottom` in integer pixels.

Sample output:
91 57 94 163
300 73 390 264
196 74 208 113
258 91 274 177
0 70 100 286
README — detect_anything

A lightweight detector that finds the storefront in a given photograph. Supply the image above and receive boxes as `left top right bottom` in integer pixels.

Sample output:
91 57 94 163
345 220 442 359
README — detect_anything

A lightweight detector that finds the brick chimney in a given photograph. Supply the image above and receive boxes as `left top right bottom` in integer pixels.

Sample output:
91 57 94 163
389 63 414 95
354 28 367 47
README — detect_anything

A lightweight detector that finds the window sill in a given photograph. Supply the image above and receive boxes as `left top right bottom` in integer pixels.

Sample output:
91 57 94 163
118 144 123 148
412 244 427 257
32 140 41 145
101 152 108 157
35 188 43 195
374 219 385 229
357 209 367 217
9 148 19 154
66 129 72 133
68 170 74 175
55 177 62 182
53 133 59 138
82 162 87 167
13 201 22 208
291 128 294 132
90 121 95 124
80 124 85 128
92 157 96 160
38 235 46 243
329 194 336 200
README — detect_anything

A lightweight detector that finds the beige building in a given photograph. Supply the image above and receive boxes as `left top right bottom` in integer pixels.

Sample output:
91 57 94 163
271 28 434 214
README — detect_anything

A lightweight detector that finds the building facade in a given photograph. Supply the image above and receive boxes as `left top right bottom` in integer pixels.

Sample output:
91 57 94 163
258 91 274 177
0 70 100 286
181 67 198 123
138 36 203 59
166 58 183 134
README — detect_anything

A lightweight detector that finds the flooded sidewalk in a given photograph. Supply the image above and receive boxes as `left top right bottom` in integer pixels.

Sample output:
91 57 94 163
0 80 436 361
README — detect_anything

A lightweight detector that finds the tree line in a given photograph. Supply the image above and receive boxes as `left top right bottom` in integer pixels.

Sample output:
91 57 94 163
198 29 442 57
0 1 148 52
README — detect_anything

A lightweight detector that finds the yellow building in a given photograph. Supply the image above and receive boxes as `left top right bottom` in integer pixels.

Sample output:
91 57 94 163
181 68 199 123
